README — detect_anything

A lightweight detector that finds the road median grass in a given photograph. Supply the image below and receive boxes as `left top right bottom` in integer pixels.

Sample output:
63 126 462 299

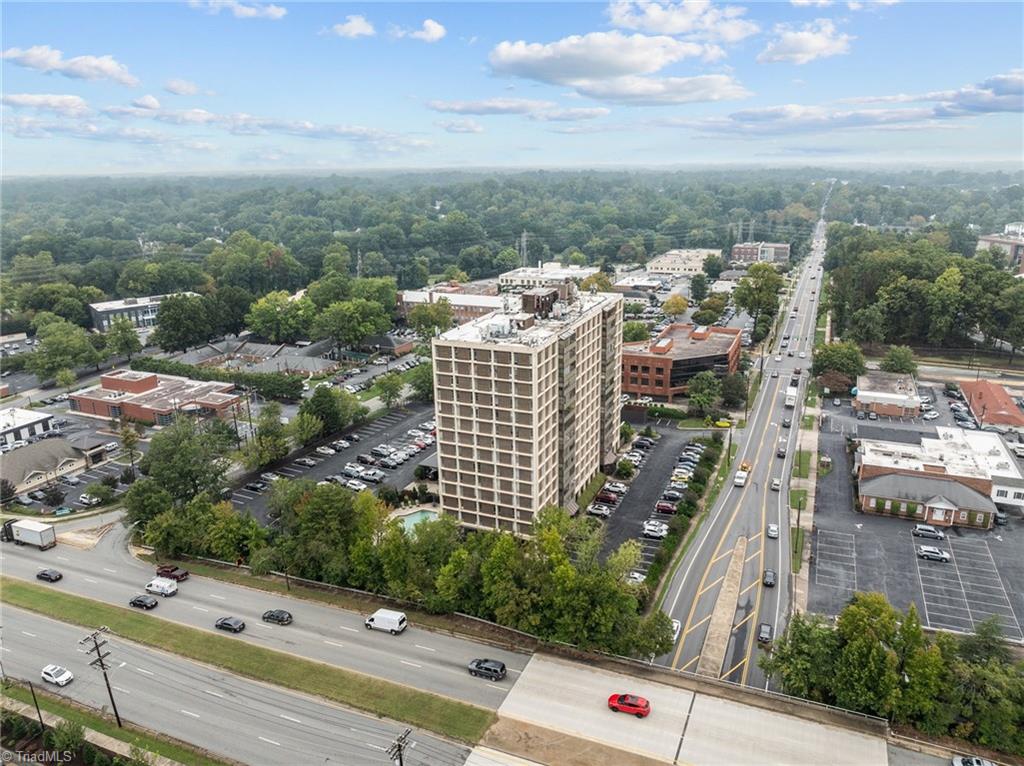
2 577 495 743
791 527 805 573
801 414 815 430
793 450 812 479
789 488 808 512
3 681 235 766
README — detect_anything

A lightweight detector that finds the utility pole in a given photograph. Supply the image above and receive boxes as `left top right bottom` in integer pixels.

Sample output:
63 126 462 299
386 728 412 766
80 627 122 728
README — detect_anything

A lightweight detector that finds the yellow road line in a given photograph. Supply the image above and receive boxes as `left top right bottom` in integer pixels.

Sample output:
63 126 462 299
697 574 725 597
721 656 747 680
678 654 700 673
710 549 733 566
732 611 757 632
685 614 712 635
738 579 759 596
744 549 761 563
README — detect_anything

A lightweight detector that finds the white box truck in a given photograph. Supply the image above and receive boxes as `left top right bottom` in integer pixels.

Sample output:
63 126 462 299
785 386 798 408
5 519 57 550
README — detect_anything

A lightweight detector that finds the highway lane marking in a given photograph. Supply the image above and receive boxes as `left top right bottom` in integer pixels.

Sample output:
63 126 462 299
21 632 37 638
103 568 116 573
732 612 756 632
400 660 422 668
136 668 154 675
208 594 226 600
506 668 522 674
192 606 209 612
57 556 69 561
697 575 724 597
180 710 200 718
685 614 712 636
113 686 130 694
119 662 126 668
744 550 761 563
487 684 504 690
366 744 387 751
324 640 345 648
0 648 10 653
338 625 359 633
739 580 759 596
721 656 747 681
710 550 733 566
259 737 281 746
204 690 224 698
415 644 435 652
83 577 97 583
279 714 301 724
678 654 699 673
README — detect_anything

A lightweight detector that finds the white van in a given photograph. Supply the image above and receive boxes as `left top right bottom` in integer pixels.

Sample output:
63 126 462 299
364 608 407 635
145 577 179 597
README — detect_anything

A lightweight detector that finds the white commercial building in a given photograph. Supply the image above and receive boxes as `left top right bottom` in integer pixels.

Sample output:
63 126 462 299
88 292 201 332
645 249 719 277
498 262 599 291
0 407 55 447
432 286 623 535
399 290 511 325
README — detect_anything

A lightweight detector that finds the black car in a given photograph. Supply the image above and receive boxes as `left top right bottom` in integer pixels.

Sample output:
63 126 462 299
36 569 63 582
129 594 159 610
782 417 792 428
379 457 399 469
262 609 293 625
757 623 773 643
357 454 377 465
28 490 47 502
244 481 268 493
215 617 246 633
467 658 507 681
762 569 777 587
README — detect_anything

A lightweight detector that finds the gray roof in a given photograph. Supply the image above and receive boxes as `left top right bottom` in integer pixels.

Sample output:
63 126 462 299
860 474 996 513
65 433 108 451
854 424 935 445
0 440 82 486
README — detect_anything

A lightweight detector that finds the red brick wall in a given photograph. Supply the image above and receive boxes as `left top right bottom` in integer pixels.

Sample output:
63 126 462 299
100 372 157 394
858 464 992 497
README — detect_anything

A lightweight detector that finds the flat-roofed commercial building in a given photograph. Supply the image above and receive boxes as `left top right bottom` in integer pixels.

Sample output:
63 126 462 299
853 371 921 417
0 407 54 448
70 369 241 425
621 324 741 402
498 262 599 291
88 292 200 332
432 287 622 535
645 249 719 277
730 242 790 264
398 290 513 325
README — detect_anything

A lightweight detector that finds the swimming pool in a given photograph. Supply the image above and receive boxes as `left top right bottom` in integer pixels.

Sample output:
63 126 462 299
397 509 439 531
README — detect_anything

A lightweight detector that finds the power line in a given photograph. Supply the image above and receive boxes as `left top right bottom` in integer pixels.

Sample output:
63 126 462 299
79 626 122 728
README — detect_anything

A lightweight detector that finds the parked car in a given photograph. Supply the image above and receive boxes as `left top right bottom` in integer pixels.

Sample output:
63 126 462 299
41 664 74 687
951 757 997 766
332 439 351 450
129 594 159 610
595 491 619 504
59 475 81 486
260 472 282 482
78 494 101 507
922 411 940 421
346 479 368 491
215 616 246 633
379 457 400 469
832 398 841 407
244 481 268 493
28 490 47 502
295 457 318 467
467 659 507 681
36 569 63 583
642 521 669 539
262 609 293 625
757 623 773 643
912 524 945 540
315 446 336 456
605 482 628 494
587 504 612 519
917 545 951 562
607 693 651 718
357 453 378 465
654 501 677 514
662 490 682 502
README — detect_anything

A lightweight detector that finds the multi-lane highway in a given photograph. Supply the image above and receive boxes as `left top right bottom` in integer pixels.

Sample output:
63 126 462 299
3 519 528 709
660 217 828 687
3 608 470 766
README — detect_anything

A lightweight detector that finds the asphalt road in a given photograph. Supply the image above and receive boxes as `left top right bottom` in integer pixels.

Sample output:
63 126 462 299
2 518 528 709
3 608 470 766
659 218 827 688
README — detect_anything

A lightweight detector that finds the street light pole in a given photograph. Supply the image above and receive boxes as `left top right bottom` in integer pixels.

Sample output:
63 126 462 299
80 627 122 728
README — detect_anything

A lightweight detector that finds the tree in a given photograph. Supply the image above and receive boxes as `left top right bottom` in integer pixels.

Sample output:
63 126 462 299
703 254 725 279
0 479 16 504
243 401 289 470
760 611 839 702
288 411 323 446
123 478 174 529
720 373 747 409
689 272 708 303
847 306 886 345
55 368 76 394
733 263 783 329
105 316 142 360
27 319 102 380
407 300 453 341
152 293 210 353
376 372 404 409
616 459 635 479
244 291 315 344
144 418 231 504
812 341 866 379
299 386 344 434
619 421 634 445
312 299 390 350
581 272 614 292
687 370 721 415
441 264 469 283
880 345 918 375
662 294 688 319
622 321 648 342
119 424 140 471
204 286 254 337
409 361 434 402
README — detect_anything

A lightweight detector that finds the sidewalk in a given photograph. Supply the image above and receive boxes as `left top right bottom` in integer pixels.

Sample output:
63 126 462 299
790 399 820 615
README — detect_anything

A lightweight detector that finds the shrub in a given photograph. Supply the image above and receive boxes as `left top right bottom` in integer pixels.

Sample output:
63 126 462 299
102 474 119 489
50 720 85 754
131 357 303 401
120 467 137 485
711 432 724 445
691 466 710 485
874 498 886 512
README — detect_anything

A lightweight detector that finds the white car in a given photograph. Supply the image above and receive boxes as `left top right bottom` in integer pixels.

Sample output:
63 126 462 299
774 355 782 362
294 457 317 467
770 478 781 492
315 446 336 456
605 482 628 494
917 545 951 562
587 504 613 519
407 429 424 438
41 664 74 686
421 435 435 445
767 523 780 539
627 571 646 584
642 520 669 539
671 619 682 643
922 410 940 421
78 494 101 506
798 351 806 359
261 472 282 482
345 479 368 491
421 421 436 430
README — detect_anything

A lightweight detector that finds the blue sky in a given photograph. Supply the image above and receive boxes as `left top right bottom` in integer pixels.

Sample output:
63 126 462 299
2 1 1022 175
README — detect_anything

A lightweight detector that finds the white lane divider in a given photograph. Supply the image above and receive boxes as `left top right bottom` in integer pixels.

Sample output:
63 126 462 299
57 556 69 562
258 737 281 746
192 606 209 612
338 625 358 633
83 577 97 584
181 710 200 718
324 640 345 648
415 644 435 652
208 594 226 600
400 660 421 669
279 714 301 724
113 686 131 694
103 568 116 573
21 632 36 638
204 690 223 698
137 668 154 676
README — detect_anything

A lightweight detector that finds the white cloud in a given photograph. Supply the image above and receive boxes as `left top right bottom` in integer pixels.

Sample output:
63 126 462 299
187 0 286 20
329 15 375 38
426 98 557 115
607 1 759 43
132 94 161 110
2 93 90 117
164 78 200 96
529 107 611 121
491 31 716 84
436 119 484 133
572 74 750 105
791 0 832 6
839 70 1023 114
757 19 853 65
392 19 447 43
1 44 138 86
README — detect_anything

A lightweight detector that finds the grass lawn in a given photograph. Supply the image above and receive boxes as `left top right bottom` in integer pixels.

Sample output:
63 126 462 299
804 381 820 408
576 472 608 510
791 527 805 573
792 450 812 479
789 488 808 512
3 682 232 766
357 366 420 402
815 314 827 347
801 414 815 430
2 578 494 743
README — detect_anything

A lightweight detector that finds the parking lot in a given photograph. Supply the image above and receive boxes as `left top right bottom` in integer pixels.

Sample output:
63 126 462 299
821 381 962 435
231 403 436 525
809 430 1024 643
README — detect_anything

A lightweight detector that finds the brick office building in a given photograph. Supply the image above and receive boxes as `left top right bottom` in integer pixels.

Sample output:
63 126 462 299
621 324 741 402
70 370 241 425
853 371 921 417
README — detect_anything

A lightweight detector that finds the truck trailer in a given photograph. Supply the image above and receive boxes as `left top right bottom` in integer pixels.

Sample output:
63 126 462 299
1 519 57 550
785 386 798 408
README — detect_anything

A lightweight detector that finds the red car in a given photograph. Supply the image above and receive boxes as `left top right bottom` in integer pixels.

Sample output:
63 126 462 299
155 565 189 581
595 491 618 504
654 501 677 514
608 693 651 718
